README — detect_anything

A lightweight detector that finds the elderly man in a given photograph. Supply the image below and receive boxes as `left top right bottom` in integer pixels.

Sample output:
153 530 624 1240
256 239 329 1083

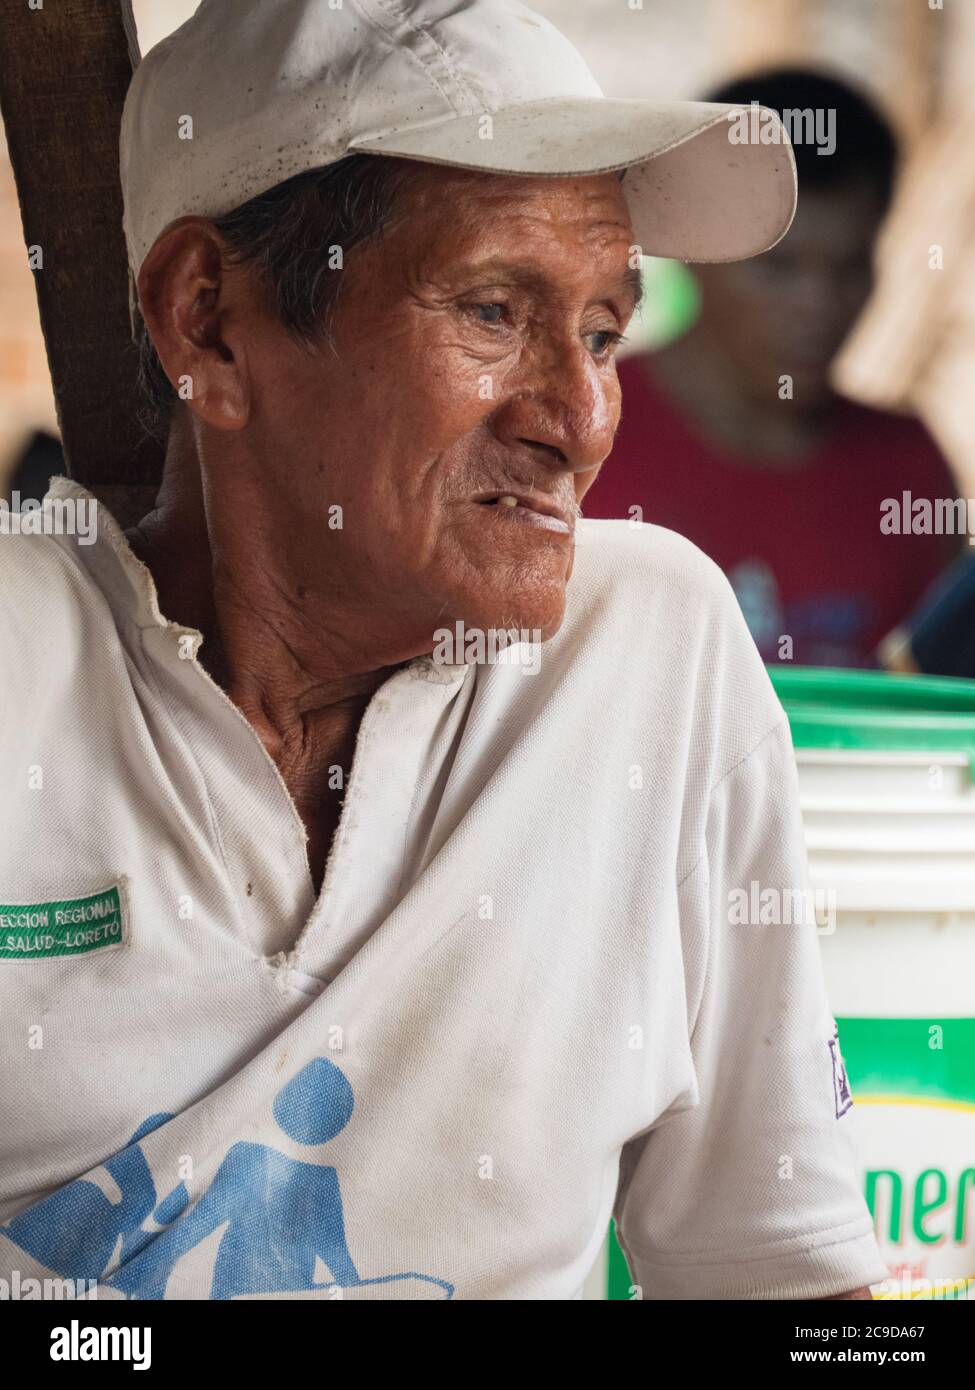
0 0 887 1300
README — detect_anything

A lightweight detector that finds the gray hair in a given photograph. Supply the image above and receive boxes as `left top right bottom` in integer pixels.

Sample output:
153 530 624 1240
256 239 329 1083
134 153 422 443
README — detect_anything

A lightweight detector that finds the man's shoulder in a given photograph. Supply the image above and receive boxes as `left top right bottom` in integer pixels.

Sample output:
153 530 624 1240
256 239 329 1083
0 529 92 615
570 516 737 624
0 531 111 704
562 517 787 778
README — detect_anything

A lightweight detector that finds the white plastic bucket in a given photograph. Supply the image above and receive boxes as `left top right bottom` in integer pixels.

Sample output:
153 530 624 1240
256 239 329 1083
787 698 975 1300
597 669 975 1300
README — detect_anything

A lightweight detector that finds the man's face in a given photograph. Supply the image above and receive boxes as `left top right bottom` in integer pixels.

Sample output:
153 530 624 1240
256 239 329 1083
693 181 886 411
240 165 638 650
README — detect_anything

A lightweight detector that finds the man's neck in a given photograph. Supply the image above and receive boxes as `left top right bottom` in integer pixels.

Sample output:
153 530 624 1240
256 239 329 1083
124 420 398 888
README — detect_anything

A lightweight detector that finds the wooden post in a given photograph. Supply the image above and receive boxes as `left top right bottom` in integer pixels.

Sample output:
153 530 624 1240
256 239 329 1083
0 0 163 526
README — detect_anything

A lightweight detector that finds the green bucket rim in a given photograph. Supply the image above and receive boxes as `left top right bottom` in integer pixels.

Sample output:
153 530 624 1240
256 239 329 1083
767 666 975 770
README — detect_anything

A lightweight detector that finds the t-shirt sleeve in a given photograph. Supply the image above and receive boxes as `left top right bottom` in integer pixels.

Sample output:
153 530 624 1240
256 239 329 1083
614 717 890 1300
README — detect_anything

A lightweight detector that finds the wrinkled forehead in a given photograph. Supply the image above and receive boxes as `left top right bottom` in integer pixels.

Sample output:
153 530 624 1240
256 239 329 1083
396 160 631 218
386 163 636 270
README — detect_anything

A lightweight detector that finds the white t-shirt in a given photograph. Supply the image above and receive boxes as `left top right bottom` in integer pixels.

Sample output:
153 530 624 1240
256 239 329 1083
0 477 887 1300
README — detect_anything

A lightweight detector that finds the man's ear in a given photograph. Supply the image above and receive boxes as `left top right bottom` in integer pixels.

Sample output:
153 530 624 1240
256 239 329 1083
136 218 251 432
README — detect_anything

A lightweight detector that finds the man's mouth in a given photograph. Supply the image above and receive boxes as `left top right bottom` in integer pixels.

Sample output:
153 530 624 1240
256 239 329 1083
475 492 573 536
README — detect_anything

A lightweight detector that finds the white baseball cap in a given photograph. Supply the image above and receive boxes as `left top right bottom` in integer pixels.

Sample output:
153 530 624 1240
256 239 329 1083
121 0 797 312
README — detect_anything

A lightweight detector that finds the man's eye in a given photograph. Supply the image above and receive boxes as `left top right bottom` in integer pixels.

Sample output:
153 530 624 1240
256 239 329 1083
472 303 506 324
586 329 625 356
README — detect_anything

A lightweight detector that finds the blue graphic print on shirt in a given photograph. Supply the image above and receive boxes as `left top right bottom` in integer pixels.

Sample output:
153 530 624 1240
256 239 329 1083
3 1057 453 1300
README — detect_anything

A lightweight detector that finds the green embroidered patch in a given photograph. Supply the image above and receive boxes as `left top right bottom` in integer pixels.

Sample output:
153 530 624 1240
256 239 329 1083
0 886 125 959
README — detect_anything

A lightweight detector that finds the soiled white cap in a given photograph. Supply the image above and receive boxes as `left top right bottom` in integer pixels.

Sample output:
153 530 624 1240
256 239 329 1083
121 0 797 294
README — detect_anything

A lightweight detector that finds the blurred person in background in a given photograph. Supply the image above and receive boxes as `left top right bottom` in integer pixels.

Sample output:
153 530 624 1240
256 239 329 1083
584 70 960 668
6 429 64 505
880 553 975 679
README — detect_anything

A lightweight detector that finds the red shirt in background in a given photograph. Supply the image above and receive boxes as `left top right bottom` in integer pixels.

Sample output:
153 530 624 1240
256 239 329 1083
584 354 959 668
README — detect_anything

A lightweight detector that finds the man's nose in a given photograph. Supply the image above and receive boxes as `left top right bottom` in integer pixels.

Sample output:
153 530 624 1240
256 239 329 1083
488 340 617 477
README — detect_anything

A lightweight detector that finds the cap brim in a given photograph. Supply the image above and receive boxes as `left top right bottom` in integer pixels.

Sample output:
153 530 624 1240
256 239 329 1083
351 98 797 263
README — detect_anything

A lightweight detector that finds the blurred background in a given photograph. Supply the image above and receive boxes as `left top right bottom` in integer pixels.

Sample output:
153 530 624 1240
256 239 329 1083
2 0 973 1301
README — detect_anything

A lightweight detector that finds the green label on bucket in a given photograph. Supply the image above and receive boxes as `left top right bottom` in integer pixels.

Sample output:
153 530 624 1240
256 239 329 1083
838 1016 975 1290
838 1016 975 1107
